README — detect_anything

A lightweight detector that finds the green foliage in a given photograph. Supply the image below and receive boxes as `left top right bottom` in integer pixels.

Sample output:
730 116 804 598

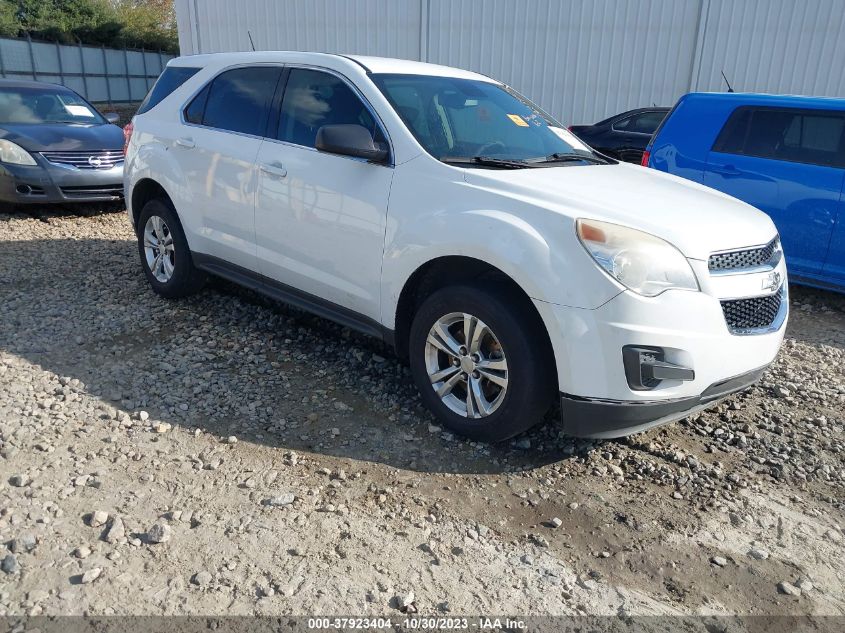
0 0 178 52
113 0 178 52
0 2 17 38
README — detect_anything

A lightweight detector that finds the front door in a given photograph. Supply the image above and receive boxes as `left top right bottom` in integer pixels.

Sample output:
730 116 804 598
254 67 393 321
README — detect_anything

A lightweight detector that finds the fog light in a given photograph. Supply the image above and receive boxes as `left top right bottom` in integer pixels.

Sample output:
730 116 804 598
622 345 695 391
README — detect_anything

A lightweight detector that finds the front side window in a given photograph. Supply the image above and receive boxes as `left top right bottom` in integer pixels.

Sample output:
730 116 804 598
0 86 105 124
201 66 281 136
713 106 845 168
371 73 599 164
277 68 386 150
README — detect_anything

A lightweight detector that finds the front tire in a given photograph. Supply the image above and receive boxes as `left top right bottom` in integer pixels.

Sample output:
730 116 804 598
136 198 206 298
408 284 556 442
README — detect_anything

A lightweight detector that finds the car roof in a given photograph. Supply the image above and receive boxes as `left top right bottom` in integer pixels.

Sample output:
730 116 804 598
0 78 71 91
685 91 845 109
593 106 669 127
168 51 496 83
343 55 494 80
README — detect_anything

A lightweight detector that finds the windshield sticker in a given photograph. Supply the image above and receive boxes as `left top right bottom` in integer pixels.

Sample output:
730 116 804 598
507 113 529 127
63 104 95 117
549 126 592 151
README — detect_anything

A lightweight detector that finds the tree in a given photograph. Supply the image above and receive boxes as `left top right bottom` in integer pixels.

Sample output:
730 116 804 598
112 0 178 51
0 0 178 52
0 3 17 38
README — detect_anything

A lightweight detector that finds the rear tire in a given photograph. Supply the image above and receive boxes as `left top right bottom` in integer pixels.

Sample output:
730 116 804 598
408 283 555 442
136 198 206 298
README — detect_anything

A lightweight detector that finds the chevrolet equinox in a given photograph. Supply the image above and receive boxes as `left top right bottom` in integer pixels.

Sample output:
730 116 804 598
124 53 788 442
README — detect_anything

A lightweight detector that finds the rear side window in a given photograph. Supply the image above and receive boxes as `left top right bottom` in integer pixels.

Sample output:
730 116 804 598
201 66 281 136
136 66 201 115
613 111 665 134
713 106 845 168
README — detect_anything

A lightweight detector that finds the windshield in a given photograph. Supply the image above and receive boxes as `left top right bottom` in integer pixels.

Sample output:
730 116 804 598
0 86 106 125
371 73 600 165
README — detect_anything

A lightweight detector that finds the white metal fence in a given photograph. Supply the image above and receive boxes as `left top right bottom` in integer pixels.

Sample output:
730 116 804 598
0 36 176 103
175 0 845 125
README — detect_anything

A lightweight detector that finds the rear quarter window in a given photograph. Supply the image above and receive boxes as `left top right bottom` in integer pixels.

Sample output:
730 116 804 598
136 66 201 116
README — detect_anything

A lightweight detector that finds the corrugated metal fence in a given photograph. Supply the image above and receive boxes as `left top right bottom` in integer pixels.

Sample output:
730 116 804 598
0 36 176 103
175 0 845 125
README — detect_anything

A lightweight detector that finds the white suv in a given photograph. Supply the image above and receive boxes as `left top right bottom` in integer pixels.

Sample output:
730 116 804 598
124 52 788 442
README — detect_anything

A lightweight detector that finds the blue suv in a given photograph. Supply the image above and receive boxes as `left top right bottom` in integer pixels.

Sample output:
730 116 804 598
644 93 845 292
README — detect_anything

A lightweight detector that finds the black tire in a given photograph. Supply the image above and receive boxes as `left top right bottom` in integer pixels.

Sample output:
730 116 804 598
136 198 206 298
408 283 556 442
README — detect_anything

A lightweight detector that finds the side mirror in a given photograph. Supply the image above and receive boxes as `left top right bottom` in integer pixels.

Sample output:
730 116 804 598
315 124 388 163
104 112 120 124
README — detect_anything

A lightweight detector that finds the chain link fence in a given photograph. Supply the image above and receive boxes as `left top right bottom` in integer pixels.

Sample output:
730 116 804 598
0 35 176 104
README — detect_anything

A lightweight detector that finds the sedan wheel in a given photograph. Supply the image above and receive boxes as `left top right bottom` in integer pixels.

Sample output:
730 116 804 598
143 215 176 283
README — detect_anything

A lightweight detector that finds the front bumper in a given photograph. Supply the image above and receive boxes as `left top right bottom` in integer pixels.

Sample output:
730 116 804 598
0 157 123 204
559 364 768 438
533 256 788 438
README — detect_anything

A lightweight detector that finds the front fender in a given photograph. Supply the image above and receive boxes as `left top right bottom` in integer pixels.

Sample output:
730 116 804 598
380 161 622 329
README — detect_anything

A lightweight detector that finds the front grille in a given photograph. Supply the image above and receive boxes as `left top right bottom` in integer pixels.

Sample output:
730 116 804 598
709 238 779 272
60 184 123 199
721 286 784 333
41 150 123 170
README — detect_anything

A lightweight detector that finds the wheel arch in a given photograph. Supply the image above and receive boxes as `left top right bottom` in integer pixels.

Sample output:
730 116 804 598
391 255 556 382
130 178 174 229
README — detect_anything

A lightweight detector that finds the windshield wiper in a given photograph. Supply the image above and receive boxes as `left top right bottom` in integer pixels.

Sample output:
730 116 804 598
530 152 609 165
440 155 532 169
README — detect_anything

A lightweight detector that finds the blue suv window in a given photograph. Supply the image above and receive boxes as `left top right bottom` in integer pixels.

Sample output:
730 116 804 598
713 106 845 168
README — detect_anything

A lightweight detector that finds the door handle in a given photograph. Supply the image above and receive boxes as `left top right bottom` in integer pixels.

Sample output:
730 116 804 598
259 162 287 178
711 164 741 176
174 137 195 149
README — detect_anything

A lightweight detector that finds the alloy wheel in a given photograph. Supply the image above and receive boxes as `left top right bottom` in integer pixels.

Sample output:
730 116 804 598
143 215 175 283
424 312 509 418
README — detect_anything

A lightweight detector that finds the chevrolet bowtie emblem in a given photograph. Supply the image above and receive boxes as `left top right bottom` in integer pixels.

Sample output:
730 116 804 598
762 271 781 292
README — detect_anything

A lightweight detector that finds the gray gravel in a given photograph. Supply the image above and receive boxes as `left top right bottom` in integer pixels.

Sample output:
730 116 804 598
0 207 843 616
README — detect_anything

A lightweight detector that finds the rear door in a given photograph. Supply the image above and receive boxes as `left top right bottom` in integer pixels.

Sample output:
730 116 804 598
173 65 282 272
822 186 845 284
704 106 845 278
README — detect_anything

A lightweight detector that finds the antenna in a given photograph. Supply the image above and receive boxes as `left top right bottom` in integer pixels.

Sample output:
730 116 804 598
247 30 256 52
720 70 734 93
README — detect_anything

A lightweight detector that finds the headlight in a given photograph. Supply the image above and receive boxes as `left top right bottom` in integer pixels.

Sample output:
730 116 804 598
0 140 36 165
576 218 699 297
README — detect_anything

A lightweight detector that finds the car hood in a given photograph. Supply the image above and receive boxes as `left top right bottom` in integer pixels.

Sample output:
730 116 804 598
464 161 777 260
0 123 124 152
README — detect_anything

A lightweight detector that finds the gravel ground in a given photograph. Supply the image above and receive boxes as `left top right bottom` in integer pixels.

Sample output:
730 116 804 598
0 207 843 618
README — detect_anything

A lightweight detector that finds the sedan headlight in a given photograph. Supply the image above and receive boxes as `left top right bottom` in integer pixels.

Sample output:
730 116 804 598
0 140 36 165
576 218 699 297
